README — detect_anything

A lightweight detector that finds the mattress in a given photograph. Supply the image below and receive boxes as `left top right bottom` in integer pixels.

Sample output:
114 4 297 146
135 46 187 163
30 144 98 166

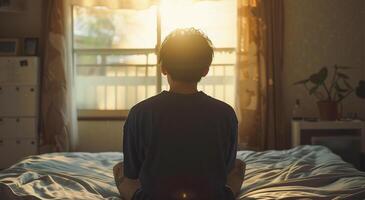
0 145 365 200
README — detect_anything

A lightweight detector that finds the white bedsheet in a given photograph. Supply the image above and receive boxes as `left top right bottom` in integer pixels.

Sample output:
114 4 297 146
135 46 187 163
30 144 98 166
0 145 365 200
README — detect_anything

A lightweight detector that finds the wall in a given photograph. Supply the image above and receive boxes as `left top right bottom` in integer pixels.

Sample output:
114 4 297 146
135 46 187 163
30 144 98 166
79 0 365 151
0 0 45 48
0 0 123 153
282 0 365 147
77 121 124 152
2 0 364 152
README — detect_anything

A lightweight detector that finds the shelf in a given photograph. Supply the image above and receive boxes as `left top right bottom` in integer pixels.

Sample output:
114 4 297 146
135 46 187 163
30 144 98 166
0 8 23 13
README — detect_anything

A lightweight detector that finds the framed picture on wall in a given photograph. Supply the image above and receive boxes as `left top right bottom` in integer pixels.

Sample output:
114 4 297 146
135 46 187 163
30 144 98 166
0 0 11 7
0 0 25 12
0 38 19 56
24 38 39 56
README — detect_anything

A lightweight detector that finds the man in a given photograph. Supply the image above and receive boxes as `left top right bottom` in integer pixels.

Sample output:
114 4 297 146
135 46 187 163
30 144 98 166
114 28 245 200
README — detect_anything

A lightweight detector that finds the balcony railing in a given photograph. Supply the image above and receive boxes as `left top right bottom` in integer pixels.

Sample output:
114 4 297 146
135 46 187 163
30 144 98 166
75 48 236 112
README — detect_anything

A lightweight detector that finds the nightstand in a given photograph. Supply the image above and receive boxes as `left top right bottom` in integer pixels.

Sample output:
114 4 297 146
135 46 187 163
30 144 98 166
291 120 365 170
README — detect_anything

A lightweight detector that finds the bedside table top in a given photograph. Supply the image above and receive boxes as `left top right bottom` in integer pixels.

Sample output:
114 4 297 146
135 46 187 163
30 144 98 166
291 120 365 130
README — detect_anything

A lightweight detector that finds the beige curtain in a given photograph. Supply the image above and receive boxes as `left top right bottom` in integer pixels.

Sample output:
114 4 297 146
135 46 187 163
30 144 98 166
236 0 284 150
41 0 77 152
40 0 161 152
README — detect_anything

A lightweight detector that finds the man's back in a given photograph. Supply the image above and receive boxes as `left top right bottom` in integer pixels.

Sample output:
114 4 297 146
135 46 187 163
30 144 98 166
123 91 238 199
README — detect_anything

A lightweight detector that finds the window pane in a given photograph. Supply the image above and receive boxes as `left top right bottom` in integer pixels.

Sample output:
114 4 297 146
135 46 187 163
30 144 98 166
75 50 157 110
160 0 236 47
160 0 236 107
73 6 157 49
74 5 158 110
74 0 236 111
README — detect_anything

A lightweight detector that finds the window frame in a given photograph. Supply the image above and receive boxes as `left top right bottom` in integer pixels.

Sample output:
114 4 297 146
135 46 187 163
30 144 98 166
72 5 236 121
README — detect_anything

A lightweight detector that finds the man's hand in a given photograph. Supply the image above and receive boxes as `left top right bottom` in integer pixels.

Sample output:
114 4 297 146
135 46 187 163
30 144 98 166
226 159 246 197
113 162 141 200
113 162 125 188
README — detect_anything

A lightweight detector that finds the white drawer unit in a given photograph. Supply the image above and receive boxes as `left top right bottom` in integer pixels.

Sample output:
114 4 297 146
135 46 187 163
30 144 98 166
0 85 15 116
0 57 39 169
0 57 39 85
0 138 37 168
0 117 38 139
0 85 38 116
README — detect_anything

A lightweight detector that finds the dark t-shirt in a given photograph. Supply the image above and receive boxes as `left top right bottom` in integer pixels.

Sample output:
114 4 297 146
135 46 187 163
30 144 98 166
123 91 238 199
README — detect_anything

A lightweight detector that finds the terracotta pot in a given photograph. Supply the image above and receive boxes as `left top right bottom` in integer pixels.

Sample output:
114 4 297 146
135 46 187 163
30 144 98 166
317 101 338 121
356 80 365 98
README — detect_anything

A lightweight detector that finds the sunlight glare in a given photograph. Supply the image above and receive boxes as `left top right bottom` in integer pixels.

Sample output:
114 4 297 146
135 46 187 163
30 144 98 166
160 0 236 47
160 0 197 28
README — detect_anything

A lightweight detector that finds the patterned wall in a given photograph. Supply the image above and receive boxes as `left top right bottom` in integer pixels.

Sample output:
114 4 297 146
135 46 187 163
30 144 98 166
282 0 365 146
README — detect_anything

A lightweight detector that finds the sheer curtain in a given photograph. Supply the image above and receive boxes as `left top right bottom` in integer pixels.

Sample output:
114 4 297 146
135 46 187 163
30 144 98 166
236 0 284 150
41 0 160 152
41 0 76 152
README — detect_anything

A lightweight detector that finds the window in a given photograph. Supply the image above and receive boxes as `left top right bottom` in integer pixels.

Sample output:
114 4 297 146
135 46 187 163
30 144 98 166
73 0 236 116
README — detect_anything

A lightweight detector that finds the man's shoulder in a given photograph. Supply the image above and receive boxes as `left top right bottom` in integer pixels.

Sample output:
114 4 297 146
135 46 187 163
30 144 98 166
129 93 165 115
128 92 237 121
204 94 236 115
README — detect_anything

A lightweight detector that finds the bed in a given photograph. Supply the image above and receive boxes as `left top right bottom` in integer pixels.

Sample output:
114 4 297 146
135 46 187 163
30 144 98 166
1 145 365 200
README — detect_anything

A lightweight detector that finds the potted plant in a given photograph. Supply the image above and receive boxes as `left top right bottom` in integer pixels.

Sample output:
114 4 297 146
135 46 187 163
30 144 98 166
293 65 354 121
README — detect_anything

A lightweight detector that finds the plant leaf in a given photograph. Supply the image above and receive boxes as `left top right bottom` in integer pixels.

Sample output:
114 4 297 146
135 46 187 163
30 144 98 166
343 79 353 89
335 83 348 93
337 93 344 100
337 72 349 79
309 67 327 85
309 85 319 95
293 79 310 85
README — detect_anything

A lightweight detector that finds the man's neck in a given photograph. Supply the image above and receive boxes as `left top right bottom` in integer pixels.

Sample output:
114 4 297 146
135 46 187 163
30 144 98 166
169 81 198 94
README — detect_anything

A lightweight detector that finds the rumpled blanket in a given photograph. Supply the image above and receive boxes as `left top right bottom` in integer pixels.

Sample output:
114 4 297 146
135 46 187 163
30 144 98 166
1 145 365 200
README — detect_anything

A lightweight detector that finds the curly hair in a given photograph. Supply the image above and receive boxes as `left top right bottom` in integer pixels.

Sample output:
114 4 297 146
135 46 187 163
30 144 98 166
159 28 214 83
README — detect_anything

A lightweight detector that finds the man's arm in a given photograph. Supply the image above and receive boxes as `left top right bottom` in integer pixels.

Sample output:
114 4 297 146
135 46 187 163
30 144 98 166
225 112 245 196
114 110 142 199
226 159 245 196
225 114 238 172
113 162 141 200
123 110 143 179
